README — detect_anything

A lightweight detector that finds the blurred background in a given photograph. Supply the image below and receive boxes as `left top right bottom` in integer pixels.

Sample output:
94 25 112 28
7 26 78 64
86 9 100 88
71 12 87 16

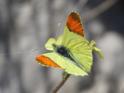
0 0 124 93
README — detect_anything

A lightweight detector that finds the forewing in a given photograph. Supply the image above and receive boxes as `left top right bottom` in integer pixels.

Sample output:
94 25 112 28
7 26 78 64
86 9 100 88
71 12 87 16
36 54 61 68
66 12 84 36
43 52 88 76
62 26 87 49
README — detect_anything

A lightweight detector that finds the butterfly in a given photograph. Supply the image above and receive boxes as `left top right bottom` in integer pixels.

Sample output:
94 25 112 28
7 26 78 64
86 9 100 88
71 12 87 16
36 12 103 76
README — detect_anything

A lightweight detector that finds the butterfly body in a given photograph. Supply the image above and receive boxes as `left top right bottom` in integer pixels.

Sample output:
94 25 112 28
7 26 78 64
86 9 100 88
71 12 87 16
36 12 103 76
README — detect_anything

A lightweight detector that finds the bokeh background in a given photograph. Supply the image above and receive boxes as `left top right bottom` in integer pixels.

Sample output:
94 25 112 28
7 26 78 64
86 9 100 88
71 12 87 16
0 0 124 93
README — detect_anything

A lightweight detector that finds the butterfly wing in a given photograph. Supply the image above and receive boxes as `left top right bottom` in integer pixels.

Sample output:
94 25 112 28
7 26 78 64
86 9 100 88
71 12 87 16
62 27 93 73
43 52 88 76
66 12 84 36
36 54 61 68
36 35 64 69
64 12 93 72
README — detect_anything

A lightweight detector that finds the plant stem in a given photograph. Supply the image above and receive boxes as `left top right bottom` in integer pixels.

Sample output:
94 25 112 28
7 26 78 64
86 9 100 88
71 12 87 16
52 74 70 93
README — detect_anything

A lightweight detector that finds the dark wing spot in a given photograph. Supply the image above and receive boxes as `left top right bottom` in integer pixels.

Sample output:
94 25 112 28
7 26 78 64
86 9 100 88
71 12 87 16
56 46 75 61
56 46 69 57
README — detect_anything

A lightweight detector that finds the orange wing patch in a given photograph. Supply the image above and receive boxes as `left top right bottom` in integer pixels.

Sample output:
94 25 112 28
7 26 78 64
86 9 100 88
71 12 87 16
36 55 61 69
66 12 84 36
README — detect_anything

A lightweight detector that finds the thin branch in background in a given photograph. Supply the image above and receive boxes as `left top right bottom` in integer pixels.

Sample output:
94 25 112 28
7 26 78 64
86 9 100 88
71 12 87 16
83 0 118 21
52 74 70 93
78 0 89 9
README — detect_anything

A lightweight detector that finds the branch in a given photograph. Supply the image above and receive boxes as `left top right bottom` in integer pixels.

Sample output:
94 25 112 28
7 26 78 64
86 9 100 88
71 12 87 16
83 0 118 21
52 74 70 93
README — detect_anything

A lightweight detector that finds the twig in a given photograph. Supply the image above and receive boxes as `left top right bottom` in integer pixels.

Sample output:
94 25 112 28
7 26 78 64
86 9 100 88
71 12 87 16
83 0 118 21
52 74 70 93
